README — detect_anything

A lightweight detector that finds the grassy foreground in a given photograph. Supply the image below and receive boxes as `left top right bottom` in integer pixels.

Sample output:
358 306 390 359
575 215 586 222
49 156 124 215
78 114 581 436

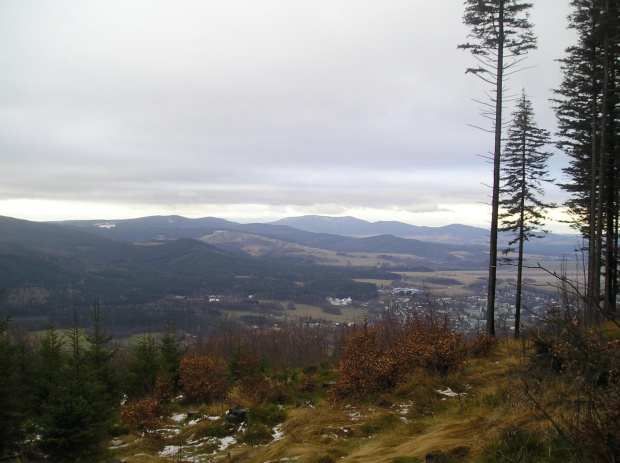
108 338 583 463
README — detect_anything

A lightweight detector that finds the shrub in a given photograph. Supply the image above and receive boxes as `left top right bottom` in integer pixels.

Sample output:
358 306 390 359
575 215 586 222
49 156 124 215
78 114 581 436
297 373 318 393
268 382 289 404
121 397 162 434
228 349 264 381
523 314 620 461
239 374 272 403
178 355 228 404
154 374 174 404
249 404 287 427
480 427 572 463
575 401 620 461
330 317 466 401
468 332 498 358
195 419 235 439
329 324 401 401
398 320 465 375
241 423 273 446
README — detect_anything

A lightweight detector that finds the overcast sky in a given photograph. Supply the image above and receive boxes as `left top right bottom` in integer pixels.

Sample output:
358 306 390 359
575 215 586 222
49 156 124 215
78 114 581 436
1 1 578 232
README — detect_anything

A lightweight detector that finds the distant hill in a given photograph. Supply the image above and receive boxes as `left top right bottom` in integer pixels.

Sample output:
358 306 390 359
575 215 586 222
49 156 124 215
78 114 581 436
52 214 578 261
269 215 580 256
0 216 396 331
52 215 490 268
270 215 489 244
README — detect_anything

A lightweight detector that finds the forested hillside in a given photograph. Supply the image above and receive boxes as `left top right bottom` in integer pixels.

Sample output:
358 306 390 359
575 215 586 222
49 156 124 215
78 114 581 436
0 216 393 332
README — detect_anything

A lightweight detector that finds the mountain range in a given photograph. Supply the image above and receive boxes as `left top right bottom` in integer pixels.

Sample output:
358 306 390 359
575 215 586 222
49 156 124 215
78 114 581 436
0 214 579 330
53 213 578 256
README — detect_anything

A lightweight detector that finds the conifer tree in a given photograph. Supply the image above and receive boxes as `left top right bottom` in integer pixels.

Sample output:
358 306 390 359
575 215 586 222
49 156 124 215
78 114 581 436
34 318 66 406
554 0 619 320
83 299 120 409
499 90 554 338
0 317 30 455
123 328 161 400
39 307 115 461
159 317 187 393
459 0 537 335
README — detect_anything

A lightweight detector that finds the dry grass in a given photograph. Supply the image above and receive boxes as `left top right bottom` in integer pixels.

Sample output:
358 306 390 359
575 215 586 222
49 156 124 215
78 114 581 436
109 337 590 462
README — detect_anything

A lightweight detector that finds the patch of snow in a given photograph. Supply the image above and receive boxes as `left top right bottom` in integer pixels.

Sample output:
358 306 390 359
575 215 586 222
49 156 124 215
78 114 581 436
272 424 284 442
208 415 220 421
436 387 466 397
109 438 127 449
159 445 181 457
349 411 361 420
158 426 180 436
171 413 186 422
218 436 237 451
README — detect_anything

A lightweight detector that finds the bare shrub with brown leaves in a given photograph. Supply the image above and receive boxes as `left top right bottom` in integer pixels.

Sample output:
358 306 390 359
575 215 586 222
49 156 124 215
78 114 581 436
178 355 228 404
524 305 620 461
297 373 318 393
468 332 499 358
154 374 174 404
239 374 272 403
330 312 466 402
329 323 400 401
399 318 466 375
121 397 162 434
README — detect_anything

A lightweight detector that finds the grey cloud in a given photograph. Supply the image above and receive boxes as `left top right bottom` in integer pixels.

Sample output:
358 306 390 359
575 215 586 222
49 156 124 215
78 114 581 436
0 0 576 226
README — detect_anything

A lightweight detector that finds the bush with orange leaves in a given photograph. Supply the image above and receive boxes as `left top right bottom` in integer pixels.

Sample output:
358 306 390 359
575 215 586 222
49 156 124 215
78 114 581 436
239 374 273 403
399 319 466 375
178 355 228 404
121 397 162 434
329 324 402 401
330 317 465 401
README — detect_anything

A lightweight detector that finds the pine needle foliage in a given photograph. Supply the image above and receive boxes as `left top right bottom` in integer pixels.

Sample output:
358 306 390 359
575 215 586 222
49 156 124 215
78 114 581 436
459 0 537 335
499 90 555 338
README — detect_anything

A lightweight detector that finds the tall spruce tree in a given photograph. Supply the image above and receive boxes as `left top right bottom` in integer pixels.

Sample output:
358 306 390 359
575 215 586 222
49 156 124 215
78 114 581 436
459 0 537 335
554 0 619 321
499 90 554 338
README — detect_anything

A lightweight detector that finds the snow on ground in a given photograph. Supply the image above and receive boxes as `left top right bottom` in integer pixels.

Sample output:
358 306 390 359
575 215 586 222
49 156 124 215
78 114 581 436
159 445 182 457
436 387 465 397
272 423 284 442
217 436 237 451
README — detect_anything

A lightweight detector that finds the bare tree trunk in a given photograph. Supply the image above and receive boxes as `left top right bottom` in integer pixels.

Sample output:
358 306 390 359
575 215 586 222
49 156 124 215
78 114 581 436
486 0 505 336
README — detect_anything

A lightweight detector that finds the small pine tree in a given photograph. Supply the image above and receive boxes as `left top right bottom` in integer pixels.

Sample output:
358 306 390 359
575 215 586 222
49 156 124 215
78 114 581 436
122 329 161 400
499 90 554 338
0 317 32 455
39 306 117 461
159 317 187 393
83 299 120 409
